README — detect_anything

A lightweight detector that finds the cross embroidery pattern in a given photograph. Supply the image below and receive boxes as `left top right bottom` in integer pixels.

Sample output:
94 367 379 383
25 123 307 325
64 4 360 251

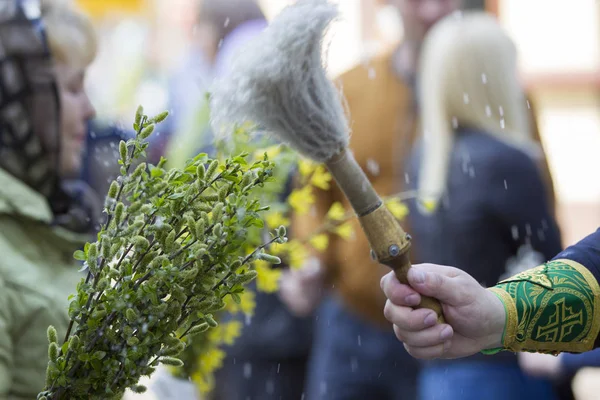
535 297 584 342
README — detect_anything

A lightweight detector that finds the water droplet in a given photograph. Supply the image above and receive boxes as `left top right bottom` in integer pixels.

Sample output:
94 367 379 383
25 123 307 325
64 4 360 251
366 158 380 176
499 106 504 117
481 73 487 84
224 17 230 27
368 67 376 80
218 39 224 48
511 225 519 240
468 167 475 178
485 105 492 117
90 130 97 139
452 117 458 129
500 119 505 129
404 173 410 183
504 179 508 189
463 93 470 104
243 362 252 379
525 224 532 236
277 363 281 373
526 100 531 109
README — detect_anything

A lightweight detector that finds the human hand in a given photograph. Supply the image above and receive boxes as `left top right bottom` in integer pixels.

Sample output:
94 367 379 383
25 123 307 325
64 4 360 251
279 257 326 317
381 263 507 359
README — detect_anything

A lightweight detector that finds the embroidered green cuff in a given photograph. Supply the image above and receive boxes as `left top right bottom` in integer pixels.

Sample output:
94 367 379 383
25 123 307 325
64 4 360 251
489 259 600 354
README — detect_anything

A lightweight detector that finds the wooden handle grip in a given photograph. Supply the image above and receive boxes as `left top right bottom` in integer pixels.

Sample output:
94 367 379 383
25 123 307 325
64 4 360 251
358 205 446 324
324 150 445 323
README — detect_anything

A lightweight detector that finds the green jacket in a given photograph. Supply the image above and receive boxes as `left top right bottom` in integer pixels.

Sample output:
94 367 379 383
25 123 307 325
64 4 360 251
0 169 88 399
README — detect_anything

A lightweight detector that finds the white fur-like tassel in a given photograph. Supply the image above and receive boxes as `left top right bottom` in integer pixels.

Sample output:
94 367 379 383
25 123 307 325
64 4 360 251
209 0 349 163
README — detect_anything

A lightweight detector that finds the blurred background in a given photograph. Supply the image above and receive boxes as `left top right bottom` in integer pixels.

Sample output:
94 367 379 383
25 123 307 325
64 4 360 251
80 0 600 247
75 1 599 397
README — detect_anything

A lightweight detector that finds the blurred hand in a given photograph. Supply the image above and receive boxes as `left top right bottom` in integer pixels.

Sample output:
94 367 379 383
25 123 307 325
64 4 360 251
381 263 506 359
279 257 326 317
518 352 563 379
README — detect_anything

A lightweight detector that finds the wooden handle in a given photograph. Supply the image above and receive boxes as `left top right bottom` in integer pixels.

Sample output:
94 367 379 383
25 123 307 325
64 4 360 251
324 150 445 323
358 205 445 324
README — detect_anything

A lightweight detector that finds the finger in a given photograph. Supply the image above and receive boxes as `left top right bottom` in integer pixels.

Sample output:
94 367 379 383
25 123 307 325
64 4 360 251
393 323 454 348
404 341 452 360
383 300 439 331
407 264 465 305
381 272 421 307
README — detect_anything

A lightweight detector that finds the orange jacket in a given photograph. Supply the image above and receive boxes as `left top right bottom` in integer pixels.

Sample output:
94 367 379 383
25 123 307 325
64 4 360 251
293 50 557 327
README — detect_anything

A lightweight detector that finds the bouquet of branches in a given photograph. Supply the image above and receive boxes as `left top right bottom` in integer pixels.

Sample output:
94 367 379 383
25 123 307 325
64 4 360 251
38 107 286 400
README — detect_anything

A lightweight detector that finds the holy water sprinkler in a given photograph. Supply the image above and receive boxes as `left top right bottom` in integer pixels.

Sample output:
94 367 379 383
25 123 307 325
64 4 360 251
210 0 445 323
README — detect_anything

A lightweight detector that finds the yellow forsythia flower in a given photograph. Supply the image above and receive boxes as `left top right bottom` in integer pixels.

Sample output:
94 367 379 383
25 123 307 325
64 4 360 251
310 165 332 190
239 290 256 315
288 186 315 214
253 145 282 161
286 240 310 270
386 198 409 221
422 199 437 212
223 288 256 316
268 242 285 256
335 222 355 240
255 260 282 293
265 211 290 229
298 159 316 177
326 202 346 221
192 371 214 395
309 234 329 252
221 321 243 346
199 347 226 373
207 324 223 343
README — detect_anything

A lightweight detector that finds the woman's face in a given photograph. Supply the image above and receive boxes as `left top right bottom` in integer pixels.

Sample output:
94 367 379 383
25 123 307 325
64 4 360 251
55 63 96 177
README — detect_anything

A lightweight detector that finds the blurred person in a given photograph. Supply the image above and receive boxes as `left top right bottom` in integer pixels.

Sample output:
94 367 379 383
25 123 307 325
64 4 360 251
403 11 561 400
159 0 267 167
0 0 98 398
279 1 557 400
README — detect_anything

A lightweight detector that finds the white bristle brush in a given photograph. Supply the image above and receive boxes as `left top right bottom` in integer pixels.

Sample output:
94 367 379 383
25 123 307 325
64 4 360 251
210 0 444 323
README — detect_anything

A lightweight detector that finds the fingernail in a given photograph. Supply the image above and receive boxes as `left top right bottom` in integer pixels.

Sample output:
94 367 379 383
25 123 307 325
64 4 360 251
412 270 426 284
424 313 437 326
440 326 453 340
405 294 419 305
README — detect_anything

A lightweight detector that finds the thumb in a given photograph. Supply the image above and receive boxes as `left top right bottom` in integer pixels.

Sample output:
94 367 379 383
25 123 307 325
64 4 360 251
407 264 465 305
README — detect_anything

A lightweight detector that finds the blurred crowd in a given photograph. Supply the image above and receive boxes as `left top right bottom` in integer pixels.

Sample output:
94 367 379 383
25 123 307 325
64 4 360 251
0 0 599 400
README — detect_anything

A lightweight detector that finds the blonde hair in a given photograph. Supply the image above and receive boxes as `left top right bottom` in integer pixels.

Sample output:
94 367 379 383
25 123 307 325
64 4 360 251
417 11 537 209
41 0 97 68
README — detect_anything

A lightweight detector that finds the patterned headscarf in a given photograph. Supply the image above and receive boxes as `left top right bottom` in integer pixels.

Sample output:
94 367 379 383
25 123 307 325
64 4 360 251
0 0 95 233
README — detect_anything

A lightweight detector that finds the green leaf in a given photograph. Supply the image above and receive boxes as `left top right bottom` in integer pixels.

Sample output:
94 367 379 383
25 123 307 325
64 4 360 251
93 351 106 360
167 192 186 200
231 292 241 304
150 166 164 178
90 359 102 372
233 156 248 165
73 250 86 261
